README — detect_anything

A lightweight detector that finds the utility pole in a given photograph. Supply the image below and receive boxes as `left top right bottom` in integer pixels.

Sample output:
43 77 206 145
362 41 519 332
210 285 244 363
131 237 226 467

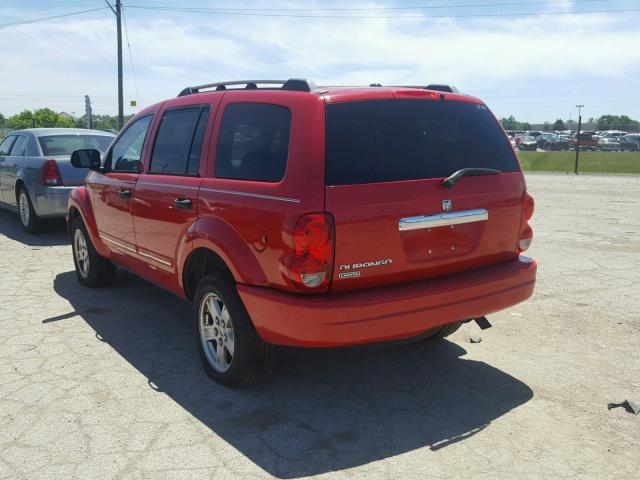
105 1 124 130
85 95 93 129
574 104 584 175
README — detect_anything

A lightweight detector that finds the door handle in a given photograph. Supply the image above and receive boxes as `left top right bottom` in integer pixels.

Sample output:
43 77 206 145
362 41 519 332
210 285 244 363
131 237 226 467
174 198 192 210
118 188 132 199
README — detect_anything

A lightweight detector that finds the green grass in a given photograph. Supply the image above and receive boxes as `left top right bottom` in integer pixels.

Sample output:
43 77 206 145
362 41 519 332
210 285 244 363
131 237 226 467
517 151 640 174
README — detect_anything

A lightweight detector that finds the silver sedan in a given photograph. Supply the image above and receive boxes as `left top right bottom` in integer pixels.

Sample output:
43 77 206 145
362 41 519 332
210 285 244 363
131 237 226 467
0 128 115 233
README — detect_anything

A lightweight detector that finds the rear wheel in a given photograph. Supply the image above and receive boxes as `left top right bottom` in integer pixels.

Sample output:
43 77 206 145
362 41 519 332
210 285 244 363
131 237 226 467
18 186 41 234
71 217 116 287
194 274 264 387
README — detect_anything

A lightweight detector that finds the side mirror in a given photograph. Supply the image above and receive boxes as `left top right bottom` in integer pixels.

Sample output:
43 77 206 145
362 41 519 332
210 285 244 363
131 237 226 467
71 149 101 170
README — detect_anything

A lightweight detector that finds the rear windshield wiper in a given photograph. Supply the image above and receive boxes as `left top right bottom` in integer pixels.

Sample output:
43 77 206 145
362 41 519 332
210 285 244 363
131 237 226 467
442 168 501 188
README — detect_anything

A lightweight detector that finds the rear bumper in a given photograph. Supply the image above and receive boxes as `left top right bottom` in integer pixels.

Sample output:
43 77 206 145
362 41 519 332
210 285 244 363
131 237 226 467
238 256 537 347
33 186 75 218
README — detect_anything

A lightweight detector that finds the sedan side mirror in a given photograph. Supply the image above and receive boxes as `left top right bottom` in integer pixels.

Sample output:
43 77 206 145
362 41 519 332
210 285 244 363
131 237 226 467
71 149 101 170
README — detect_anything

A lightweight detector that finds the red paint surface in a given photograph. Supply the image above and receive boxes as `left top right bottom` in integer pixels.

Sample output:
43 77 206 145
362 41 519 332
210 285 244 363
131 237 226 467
68 86 536 347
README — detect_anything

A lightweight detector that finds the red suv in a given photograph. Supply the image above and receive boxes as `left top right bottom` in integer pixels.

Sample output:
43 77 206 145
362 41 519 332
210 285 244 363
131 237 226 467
67 79 536 386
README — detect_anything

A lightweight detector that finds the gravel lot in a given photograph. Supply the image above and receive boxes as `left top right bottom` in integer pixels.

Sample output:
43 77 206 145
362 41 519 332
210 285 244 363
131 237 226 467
1 173 639 479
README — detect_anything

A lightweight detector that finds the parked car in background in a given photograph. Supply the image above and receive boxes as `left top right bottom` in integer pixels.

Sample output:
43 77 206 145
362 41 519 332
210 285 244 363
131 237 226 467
619 134 640 151
599 131 627 140
597 136 621 151
0 128 115 232
536 133 555 149
518 136 538 151
66 79 537 386
546 135 571 151
570 133 598 151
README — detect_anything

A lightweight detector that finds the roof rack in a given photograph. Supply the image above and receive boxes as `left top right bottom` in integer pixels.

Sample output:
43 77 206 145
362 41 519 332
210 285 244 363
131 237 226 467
373 84 459 93
177 78 317 97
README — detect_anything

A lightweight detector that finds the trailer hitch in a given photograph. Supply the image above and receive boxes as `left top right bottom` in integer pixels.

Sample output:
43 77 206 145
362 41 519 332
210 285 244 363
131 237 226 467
473 316 492 330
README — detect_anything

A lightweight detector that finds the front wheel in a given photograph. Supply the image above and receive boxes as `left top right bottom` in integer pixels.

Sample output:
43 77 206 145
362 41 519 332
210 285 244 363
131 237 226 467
193 274 264 387
71 217 116 287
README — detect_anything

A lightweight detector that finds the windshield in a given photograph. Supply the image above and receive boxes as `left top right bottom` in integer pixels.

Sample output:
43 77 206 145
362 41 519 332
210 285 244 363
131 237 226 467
325 99 519 185
38 134 113 156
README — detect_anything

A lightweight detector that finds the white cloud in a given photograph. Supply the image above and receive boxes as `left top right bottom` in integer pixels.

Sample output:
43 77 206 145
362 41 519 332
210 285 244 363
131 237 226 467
1 2 638 121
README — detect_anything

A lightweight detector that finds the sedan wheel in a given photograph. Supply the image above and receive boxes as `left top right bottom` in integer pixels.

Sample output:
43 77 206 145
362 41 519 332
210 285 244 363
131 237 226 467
199 292 235 373
19 191 30 226
17 186 41 234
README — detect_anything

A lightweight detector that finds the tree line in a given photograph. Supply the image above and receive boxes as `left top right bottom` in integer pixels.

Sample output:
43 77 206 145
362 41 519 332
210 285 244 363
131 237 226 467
500 115 640 132
0 109 133 132
2 108 638 134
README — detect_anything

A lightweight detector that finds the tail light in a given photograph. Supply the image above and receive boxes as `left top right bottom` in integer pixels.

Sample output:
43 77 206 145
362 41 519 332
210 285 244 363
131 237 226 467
518 192 535 253
286 213 334 291
42 160 63 186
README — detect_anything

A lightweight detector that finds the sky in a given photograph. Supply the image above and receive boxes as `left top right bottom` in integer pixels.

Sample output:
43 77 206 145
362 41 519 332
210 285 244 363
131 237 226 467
1 0 639 123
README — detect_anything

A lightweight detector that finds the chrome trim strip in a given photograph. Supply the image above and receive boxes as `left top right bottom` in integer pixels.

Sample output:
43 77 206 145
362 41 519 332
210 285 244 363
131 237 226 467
199 187 301 203
137 182 198 191
101 235 137 253
138 250 172 267
399 209 488 231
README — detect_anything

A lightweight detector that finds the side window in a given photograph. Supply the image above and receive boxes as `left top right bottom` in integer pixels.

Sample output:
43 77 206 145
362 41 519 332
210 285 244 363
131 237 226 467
215 103 291 182
0 136 16 155
10 136 27 156
150 106 210 175
108 115 153 172
26 135 40 156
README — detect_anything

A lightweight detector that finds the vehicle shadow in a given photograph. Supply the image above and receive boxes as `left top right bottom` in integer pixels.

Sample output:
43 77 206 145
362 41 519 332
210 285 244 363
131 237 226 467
49 270 533 478
0 209 68 246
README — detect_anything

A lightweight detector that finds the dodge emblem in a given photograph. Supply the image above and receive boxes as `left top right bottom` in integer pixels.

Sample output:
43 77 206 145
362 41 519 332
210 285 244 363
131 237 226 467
442 199 452 212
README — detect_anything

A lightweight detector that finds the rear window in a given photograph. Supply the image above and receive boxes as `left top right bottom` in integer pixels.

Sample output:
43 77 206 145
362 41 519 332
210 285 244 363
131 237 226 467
325 99 519 185
39 135 113 156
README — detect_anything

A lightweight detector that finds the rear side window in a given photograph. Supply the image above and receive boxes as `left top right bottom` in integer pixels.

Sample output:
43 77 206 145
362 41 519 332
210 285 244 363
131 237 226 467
326 99 519 185
215 103 291 182
10 136 27 156
150 106 210 175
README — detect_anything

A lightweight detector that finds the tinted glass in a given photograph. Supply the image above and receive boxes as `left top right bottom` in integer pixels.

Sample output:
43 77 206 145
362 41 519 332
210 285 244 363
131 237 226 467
188 108 210 175
215 103 291 182
0 136 16 155
10 136 27 156
326 99 519 185
109 115 152 172
150 106 209 175
38 135 113 156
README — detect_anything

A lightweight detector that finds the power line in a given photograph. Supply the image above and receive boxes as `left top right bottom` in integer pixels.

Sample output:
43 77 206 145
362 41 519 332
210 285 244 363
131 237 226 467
123 0 610 12
0 7 109 29
123 4 640 19
122 7 140 106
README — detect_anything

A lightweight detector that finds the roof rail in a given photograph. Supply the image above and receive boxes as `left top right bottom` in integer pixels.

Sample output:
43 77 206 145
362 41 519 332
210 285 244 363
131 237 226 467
177 78 317 97
382 84 460 93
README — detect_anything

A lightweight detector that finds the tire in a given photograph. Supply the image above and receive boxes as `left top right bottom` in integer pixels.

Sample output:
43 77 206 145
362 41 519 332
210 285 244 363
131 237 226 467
421 321 464 342
71 217 116 287
17 186 41 234
193 274 264 387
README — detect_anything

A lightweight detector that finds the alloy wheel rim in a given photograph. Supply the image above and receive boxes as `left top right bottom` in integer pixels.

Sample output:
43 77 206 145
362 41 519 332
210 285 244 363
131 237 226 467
74 229 90 278
19 193 30 226
199 292 235 373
